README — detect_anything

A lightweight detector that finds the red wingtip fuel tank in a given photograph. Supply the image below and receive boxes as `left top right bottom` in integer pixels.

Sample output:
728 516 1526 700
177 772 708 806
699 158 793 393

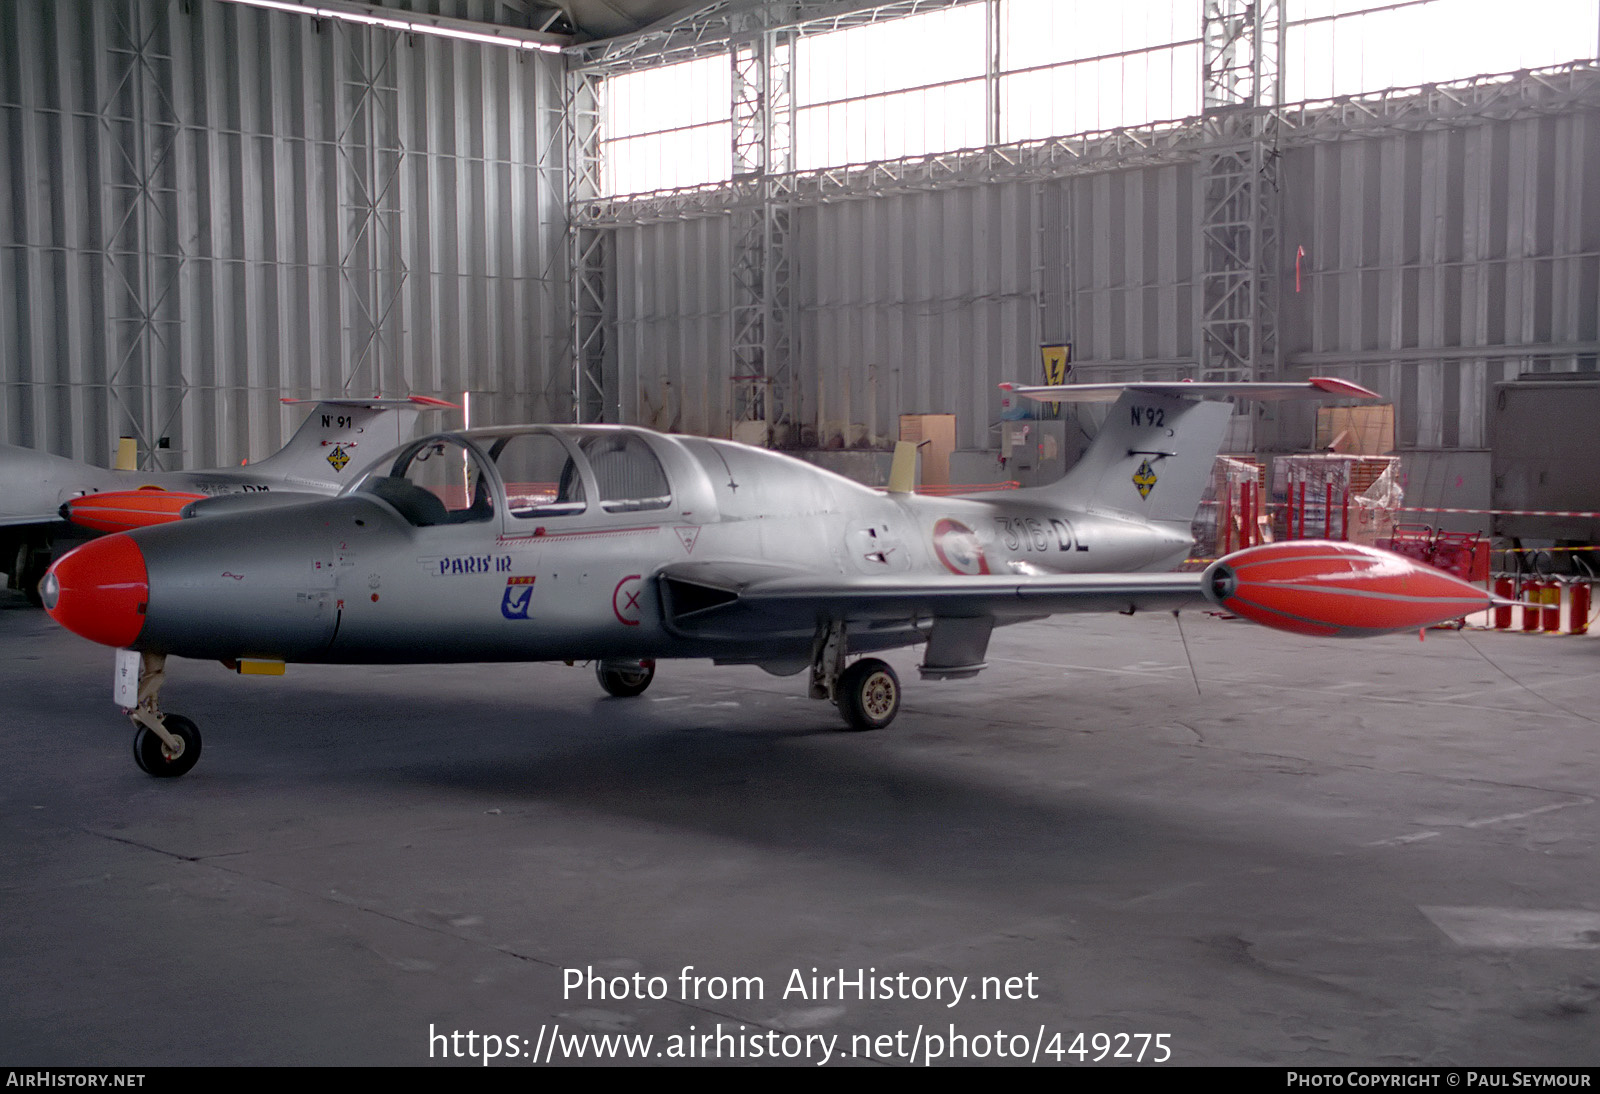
64 487 208 533
39 533 149 648
1202 541 1493 637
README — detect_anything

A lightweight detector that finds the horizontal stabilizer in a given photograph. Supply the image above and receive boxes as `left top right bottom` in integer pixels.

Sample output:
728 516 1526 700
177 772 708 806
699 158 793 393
1000 378 1380 403
278 395 461 409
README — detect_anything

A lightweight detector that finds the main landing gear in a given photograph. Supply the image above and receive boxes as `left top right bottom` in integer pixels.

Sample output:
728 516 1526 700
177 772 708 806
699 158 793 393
127 651 202 777
596 658 656 698
810 621 902 731
8 535 51 608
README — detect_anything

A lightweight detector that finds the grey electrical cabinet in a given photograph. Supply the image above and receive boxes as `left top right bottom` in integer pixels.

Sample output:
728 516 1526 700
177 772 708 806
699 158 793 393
1490 375 1600 544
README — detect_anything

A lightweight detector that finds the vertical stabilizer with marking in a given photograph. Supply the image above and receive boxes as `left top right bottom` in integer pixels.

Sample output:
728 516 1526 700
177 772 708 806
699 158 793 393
998 379 1378 531
1043 390 1232 528
245 398 443 490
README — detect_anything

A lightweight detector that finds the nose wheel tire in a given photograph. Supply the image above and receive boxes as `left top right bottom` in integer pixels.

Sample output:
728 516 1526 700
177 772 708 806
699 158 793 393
836 658 900 731
596 659 655 698
133 714 202 778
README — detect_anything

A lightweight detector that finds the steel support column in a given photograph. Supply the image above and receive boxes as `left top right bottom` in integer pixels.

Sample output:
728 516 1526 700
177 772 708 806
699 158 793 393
102 0 186 469
566 64 608 422
728 6 795 445
336 24 407 399
1200 0 1283 448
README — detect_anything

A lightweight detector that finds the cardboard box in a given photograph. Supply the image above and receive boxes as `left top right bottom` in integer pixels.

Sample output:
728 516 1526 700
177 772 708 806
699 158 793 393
1316 404 1394 455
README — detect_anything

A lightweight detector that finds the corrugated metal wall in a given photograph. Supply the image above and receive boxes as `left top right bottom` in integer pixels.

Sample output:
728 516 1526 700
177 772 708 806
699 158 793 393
1282 113 1600 451
613 216 731 436
798 186 1034 451
612 162 1202 452
611 99 1600 459
0 0 568 469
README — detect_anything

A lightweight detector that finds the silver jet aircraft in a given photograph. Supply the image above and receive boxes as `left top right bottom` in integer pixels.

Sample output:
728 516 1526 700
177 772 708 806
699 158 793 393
1 396 449 601
40 380 1496 776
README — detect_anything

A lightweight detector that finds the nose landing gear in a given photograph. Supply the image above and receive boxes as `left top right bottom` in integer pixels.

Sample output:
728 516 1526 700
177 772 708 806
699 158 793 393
126 651 202 777
133 714 201 777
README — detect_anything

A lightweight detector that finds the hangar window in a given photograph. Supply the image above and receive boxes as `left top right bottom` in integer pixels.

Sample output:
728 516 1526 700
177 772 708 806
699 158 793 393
603 55 731 196
359 438 494 526
577 433 672 514
490 432 587 519
794 3 988 169
594 0 1597 193
999 0 1199 143
1283 0 1600 102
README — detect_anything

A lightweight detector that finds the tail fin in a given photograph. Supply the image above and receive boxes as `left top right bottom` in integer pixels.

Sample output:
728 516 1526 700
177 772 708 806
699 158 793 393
1001 378 1380 529
247 397 454 489
1045 390 1232 528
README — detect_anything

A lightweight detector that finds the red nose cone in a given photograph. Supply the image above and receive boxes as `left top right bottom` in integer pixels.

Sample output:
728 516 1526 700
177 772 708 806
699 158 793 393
41 533 149 647
1207 541 1492 637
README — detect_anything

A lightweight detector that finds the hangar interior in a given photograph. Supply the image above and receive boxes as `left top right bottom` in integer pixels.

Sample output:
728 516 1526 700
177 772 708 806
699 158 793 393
6 2 1600 1070
5 0 1600 528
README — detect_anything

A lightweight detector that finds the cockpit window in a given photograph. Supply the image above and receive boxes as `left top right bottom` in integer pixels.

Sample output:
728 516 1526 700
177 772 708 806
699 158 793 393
489 432 586 519
356 437 494 526
578 433 672 513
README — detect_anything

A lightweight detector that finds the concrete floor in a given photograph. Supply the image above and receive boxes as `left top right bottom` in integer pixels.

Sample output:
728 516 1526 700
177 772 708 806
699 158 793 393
1 587 1596 1066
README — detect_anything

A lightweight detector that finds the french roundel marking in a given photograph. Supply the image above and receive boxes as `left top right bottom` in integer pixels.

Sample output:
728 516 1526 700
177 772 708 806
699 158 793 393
932 518 990 576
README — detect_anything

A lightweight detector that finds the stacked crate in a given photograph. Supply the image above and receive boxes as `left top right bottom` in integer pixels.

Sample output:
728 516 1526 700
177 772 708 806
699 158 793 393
1271 454 1401 545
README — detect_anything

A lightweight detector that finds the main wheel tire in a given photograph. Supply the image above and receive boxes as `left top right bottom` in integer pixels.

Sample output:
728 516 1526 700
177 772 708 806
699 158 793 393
836 658 900 731
596 659 655 698
133 714 202 778
19 543 49 608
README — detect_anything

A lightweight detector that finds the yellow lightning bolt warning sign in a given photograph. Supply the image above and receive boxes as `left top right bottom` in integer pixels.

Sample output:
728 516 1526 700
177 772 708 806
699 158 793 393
1040 344 1071 385
1039 343 1072 416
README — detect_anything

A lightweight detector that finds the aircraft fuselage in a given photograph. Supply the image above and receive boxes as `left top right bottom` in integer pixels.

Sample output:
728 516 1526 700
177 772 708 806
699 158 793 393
111 425 1191 669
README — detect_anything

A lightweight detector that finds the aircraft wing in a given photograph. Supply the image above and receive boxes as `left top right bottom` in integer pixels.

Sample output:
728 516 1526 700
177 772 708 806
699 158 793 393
1000 377 1380 402
0 511 69 529
659 560 1205 638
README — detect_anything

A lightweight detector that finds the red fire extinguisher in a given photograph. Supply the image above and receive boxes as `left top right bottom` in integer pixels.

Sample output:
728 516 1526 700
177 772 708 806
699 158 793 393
1541 581 1562 633
1493 576 1514 630
1569 580 1591 636
1521 579 1545 631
